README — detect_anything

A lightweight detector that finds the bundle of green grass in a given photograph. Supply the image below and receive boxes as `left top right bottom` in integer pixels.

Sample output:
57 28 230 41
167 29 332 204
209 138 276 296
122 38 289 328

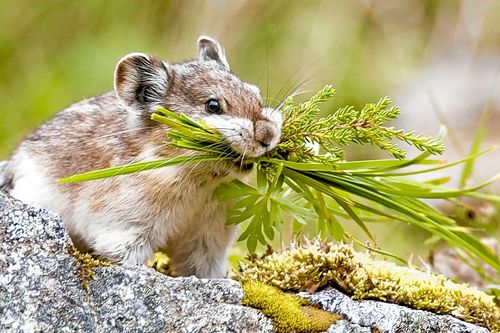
61 85 500 276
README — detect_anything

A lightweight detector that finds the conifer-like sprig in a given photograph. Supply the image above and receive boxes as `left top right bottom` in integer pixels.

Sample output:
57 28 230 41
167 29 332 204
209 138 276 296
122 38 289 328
279 85 444 160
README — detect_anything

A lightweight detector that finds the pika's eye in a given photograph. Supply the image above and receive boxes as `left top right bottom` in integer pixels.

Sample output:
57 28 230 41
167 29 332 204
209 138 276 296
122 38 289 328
205 99 223 114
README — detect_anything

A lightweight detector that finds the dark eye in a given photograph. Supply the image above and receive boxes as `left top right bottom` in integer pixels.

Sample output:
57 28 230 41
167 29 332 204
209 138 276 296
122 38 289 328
205 99 223 114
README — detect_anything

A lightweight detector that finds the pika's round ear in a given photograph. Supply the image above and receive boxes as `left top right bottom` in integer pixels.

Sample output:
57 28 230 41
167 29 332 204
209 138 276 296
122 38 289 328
197 35 230 71
114 52 169 110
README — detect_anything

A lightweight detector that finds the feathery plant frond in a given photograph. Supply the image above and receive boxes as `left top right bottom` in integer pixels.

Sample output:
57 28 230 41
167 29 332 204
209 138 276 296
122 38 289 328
278 86 443 161
59 85 500 276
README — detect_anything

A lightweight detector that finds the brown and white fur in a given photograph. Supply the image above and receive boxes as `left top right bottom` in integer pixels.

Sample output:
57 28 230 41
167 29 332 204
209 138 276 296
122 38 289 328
1 36 282 278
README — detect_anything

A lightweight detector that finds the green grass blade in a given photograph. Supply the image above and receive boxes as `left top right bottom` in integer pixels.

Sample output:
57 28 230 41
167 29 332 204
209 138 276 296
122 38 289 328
459 108 491 188
283 168 500 270
59 155 225 183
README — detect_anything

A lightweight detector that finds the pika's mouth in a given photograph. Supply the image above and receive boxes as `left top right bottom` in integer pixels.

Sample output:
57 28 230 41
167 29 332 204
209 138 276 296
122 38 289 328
241 162 254 171
220 147 256 172
227 156 255 173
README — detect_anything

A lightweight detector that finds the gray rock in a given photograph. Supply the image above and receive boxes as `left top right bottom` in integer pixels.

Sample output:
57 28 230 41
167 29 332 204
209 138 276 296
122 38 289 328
302 288 490 333
0 192 272 333
326 320 371 333
0 191 491 333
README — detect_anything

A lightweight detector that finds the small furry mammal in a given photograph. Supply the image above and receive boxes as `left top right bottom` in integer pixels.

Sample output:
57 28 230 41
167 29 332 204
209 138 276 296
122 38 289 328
1 36 282 278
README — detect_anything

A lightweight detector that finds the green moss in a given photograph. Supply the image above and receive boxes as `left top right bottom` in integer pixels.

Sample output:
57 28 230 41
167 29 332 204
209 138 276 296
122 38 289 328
242 280 341 333
67 244 112 303
237 240 500 333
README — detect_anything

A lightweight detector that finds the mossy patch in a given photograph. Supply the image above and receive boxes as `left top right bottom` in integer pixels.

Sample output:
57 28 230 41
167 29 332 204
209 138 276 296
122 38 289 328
237 240 500 332
242 280 341 332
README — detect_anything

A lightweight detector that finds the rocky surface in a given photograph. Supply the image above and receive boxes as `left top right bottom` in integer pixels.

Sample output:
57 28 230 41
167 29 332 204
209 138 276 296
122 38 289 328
0 192 273 333
0 191 492 333
303 289 489 333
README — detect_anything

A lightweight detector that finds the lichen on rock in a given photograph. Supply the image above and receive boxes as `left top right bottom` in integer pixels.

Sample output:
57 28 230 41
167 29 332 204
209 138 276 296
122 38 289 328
237 240 500 332
66 243 113 303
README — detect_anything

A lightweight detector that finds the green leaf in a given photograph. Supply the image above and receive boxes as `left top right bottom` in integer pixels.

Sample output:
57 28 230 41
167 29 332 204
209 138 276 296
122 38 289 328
234 195 260 209
257 166 268 191
459 107 490 188
333 195 375 242
315 190 345 240
263 217 275 240
350 237 407 264
269 200 281 226
238 221 255 241
246 235 258 253
59 155 225 182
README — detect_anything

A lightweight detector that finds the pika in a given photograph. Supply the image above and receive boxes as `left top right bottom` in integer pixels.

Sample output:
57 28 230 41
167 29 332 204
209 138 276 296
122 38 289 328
1 36 282 278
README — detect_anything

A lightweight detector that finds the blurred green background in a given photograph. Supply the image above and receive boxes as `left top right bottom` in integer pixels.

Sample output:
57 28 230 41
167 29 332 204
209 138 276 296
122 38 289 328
1 1 499 271
2 0 498 158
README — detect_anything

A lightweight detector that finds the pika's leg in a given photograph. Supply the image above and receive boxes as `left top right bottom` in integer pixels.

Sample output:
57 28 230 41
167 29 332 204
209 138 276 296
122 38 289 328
167 215 238 278
84 226 155 265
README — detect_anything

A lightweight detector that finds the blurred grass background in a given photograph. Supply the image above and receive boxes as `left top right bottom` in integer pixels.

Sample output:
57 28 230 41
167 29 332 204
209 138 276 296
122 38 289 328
1 0 499 269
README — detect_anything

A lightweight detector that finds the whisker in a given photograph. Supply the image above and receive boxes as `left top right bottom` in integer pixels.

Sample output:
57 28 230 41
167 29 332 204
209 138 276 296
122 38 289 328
239 147 248 170
275 78 311 111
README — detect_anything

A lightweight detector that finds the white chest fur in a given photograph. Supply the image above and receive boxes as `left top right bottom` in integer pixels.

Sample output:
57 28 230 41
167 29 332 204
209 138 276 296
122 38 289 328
9 150 235 277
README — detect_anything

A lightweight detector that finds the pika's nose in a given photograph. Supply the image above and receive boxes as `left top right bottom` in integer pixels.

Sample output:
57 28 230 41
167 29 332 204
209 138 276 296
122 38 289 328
255 120 275 149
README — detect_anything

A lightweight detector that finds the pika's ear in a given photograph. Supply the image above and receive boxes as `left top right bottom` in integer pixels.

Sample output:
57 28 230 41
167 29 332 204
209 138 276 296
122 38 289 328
198 35 230 70
114 53 169 110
